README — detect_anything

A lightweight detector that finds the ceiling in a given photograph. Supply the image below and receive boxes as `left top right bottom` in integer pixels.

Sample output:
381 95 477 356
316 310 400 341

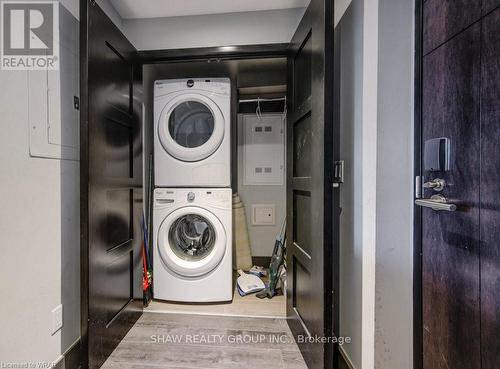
109 0 310 19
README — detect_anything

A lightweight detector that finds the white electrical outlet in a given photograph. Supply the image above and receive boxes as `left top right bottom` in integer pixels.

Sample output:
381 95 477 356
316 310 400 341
52 304 63 335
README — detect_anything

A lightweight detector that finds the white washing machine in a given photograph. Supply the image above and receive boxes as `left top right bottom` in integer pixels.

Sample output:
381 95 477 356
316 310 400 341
154 78 231 187
153 188 233 302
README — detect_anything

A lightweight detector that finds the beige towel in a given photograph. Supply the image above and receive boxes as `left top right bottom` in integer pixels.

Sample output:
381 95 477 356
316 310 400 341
232 194 253 270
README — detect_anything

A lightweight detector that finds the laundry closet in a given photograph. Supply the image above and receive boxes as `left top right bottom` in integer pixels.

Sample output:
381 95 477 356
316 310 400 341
143 57 288 317
81 1 336 368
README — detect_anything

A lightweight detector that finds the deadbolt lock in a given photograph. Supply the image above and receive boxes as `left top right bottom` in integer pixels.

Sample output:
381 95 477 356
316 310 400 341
423 178 446 192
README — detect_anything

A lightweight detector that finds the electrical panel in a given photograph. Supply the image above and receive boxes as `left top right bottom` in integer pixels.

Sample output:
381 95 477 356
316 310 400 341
243 114 284 185
28 5 79 161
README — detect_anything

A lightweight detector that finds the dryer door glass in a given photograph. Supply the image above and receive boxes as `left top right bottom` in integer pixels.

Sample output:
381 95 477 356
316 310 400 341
169 101 215 148
168 214 216 261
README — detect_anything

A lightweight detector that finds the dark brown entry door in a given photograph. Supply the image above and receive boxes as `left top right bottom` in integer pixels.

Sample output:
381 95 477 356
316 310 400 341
80 2 143 368
286 0 337 368
417 3 499 369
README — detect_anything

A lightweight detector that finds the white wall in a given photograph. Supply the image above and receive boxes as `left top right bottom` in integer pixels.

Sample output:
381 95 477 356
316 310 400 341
237 114 287 257
337 0 413 368
0 0 80 365
337 1 379 368
123 8 306 50
360 0 379 367
338 0 364 366
374 0 414 368
94 0 305 51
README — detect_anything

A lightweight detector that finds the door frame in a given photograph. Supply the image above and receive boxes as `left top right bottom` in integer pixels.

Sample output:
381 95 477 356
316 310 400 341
413 0 424 369
80 6 339 369
137 43 289 64
79 0 89 366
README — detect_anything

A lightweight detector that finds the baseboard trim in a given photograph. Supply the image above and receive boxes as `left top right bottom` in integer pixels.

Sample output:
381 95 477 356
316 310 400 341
339 345 357 369
252 256 271 267
145 308 285 320
54 339 81 369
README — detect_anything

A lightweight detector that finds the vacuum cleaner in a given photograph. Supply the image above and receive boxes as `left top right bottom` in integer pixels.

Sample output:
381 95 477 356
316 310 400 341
257 218 286 299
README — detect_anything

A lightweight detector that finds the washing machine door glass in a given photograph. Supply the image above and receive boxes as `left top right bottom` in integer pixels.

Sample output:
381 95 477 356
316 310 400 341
158 94 225 162
169 214 216 261
169 101 215 148
158 206 227 278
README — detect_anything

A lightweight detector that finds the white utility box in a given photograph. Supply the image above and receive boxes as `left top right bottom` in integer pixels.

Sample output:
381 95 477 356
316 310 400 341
242 114 284 185
251 204 276 226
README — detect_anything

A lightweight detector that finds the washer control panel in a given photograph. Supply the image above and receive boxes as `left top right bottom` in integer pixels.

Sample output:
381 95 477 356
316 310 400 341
154 188 232 209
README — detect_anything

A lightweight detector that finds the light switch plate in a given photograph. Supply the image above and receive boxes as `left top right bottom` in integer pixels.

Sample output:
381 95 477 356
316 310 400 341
251 204 276 226
52 304 63 335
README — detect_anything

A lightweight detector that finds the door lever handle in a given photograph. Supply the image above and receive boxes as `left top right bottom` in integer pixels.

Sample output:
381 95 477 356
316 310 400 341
415 194 456 212
423 178 446 191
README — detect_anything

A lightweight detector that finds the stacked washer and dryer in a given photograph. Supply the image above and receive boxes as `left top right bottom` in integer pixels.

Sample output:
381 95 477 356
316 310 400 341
153 78 233 302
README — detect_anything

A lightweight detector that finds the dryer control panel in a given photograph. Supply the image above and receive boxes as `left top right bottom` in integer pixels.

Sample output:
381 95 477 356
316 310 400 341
154 78 230 97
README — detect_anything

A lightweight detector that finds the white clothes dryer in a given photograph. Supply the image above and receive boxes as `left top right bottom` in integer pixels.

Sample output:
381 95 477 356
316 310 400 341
154 78 231 187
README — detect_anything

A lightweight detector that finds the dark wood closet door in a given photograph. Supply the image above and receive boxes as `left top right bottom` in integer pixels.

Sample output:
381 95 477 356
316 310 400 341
421 23 481 368
418 1 500 369
480 7 500 369
286 0 336 368
80 2 143 368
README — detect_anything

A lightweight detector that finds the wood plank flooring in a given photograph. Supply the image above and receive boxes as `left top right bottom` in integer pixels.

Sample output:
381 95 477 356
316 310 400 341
101 312 307 369
146 286 286 318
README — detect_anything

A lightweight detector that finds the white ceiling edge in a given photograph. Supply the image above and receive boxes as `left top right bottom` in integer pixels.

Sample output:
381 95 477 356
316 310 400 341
123 8 306 51
109 0 310 19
